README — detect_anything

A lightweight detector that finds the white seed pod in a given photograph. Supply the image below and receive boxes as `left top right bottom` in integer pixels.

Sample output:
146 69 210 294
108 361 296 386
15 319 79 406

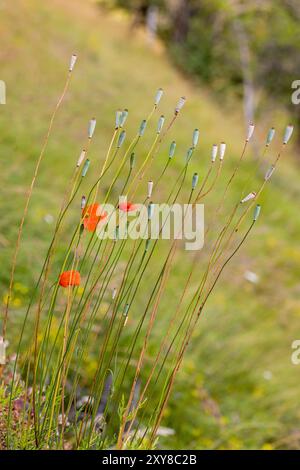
76 149 86 167
241 192 256 203
147 180 153 198
283 125 294 144
264 165 275 181
175 96 186 114
219 142 226 160
112 287 117 300
117 130 126 148
192 129 199 148
157 115 165 134
88 118 96 139
211 144 218 162
246 123 255 142
154 88 164 106
69 54 77 72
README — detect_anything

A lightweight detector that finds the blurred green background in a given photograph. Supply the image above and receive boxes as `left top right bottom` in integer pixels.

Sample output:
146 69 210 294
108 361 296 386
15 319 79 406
1 0 300 449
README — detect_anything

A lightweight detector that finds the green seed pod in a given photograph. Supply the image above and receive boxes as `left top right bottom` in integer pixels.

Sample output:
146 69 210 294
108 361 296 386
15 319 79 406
186 147 193 163
117 130 126 148
266 127 275 146
169 141 176 159
139 119 147 137
130 152 135 169
253 204 261 221
81 159 90 177
192 173 199 189
119 109 128 128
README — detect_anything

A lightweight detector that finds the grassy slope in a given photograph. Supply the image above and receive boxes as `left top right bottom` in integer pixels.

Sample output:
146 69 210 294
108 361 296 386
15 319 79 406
1 0 300 449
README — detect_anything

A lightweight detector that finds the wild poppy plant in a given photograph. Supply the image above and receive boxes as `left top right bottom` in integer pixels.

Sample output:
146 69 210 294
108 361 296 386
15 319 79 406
59 270 81 288
82 203 107 232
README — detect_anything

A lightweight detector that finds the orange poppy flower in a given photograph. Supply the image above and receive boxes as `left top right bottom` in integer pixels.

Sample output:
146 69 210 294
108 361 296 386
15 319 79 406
119 201 137 212
59 270 81 288
82 203 107 232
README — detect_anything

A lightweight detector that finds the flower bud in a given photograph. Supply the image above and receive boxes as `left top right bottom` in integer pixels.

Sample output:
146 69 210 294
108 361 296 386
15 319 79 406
175 96 186 114
69 54 77 72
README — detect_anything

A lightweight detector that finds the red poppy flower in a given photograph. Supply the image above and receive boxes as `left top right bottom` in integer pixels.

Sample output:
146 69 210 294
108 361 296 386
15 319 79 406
119 201 137 212
59 270 81 288
82 203 107 232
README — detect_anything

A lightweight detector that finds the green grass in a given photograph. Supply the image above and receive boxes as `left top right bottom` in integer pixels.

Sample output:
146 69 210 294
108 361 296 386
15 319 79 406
1 0 300 450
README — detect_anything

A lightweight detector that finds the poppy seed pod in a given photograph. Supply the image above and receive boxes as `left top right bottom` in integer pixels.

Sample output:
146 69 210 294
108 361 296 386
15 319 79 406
119 109 128 128
264 165 275 181
192 129 199 148
81 195 86 210
77 149 86 167
147 180 153 198
157 115 165 134
211 144 218 162
130 152 135 169
283 125 294 144
154 88 163 106
139 119 147 137
69 54 77 72
117 130 126 148
186 147 193 163
246 123 255 142
115 110 122 129
169 141 176 159
148 201 155 220
241 192 256 203
81 159 90 177
266 127 275 146
192 173 199 189
175 96 186 115
219 142 226 161
88 118 96 139
253 204 261 221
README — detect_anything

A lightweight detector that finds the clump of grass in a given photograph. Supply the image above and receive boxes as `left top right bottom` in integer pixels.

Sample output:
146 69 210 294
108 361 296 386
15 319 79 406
0 55 293 450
